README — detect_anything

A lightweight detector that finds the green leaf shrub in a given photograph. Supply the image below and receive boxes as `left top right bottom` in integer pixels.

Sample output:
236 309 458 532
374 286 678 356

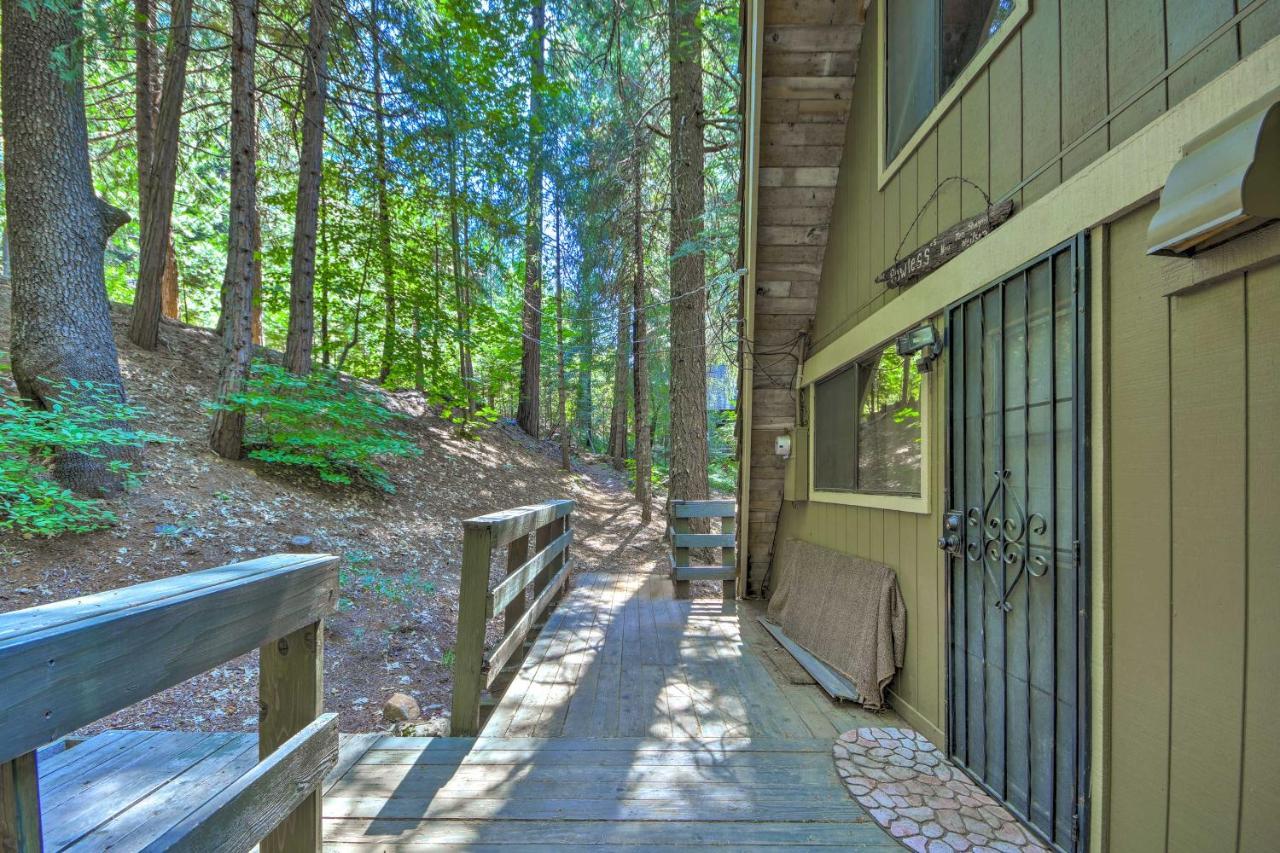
0 377 166 537
214 361 422 492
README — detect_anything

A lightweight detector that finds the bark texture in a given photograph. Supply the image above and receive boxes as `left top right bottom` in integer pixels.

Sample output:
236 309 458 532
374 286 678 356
209 0 259 459
608 281 629 470
130 0 193 349
372 0 396 385
667 0 709 504
515 0 546 437
284 0 331 375
631 130 652 521
2 0 132 493
554 189 570 471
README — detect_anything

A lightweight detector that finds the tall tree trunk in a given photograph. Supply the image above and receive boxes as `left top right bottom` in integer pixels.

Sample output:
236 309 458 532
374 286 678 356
129 0 193 350
209 0 258 459
2 0 131 493
515 0 545 437
284 0 330 374
575 268 593 450
631 129 652 522
251 209 264 345
554 188 569 471
608 279 629 471
447 134 471 403
372 0 396 385
319 189 331 366
667 0 709 504
430 231 441 387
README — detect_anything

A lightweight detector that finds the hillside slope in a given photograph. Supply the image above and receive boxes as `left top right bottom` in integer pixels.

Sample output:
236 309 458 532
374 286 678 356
1 302 668 733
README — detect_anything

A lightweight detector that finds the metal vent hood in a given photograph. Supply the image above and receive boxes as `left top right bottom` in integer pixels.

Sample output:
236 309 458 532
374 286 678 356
1147 86 1280 257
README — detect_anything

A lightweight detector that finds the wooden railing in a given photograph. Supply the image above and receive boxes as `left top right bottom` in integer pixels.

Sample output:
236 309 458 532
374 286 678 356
668 499 737 600
0 554 340 852
451 499 575 736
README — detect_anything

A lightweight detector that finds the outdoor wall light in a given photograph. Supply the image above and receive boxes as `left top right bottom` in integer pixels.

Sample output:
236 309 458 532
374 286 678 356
896 323 942 372
1147 87 1280 257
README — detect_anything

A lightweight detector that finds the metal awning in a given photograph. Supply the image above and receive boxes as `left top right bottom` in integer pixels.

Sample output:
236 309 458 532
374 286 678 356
1147 86 1280 257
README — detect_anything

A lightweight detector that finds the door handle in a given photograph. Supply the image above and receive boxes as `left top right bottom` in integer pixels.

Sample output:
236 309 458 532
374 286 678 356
939 510 964 554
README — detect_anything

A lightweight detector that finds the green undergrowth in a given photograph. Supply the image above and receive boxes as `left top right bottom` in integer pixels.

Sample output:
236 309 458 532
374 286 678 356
0 375 167 537
212 361 422 492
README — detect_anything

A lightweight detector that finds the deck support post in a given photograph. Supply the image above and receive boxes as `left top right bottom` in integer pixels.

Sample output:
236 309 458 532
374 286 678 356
453 525 494 736
673 515 692 599
503 534 530 670
721 511 737 601
0 751 42 853
259 619 324 853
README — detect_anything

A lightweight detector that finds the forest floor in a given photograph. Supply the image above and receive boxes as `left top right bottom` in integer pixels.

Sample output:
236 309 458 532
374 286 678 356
0 299 692 735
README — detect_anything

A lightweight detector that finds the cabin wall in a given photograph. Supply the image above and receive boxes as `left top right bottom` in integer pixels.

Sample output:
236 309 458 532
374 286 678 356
1103 203 1280 852
812 0 1280 354
768 0 1280 847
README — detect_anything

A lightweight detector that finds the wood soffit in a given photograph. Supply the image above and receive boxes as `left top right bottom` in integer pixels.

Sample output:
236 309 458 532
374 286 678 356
753 0 863 390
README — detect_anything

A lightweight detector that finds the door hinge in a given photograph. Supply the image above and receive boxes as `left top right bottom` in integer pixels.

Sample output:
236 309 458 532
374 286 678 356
1071 808 1080 844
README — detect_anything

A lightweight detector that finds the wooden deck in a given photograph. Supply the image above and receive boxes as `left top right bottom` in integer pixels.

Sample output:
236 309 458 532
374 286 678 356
321 572 904 847
35 573 902 848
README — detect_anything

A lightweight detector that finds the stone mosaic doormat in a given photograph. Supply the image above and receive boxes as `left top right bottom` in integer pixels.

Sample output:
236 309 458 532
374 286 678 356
834 727 1050 853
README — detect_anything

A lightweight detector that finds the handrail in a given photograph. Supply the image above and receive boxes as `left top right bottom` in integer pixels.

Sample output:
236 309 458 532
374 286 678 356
451 499 575 736
669 500 738 600
0 553 340 852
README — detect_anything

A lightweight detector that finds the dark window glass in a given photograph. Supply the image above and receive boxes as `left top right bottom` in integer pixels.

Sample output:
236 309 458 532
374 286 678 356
886 0 1016 160
813 364 857 491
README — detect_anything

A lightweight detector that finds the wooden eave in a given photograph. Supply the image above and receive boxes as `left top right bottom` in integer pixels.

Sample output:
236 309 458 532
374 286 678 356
742 0 865 592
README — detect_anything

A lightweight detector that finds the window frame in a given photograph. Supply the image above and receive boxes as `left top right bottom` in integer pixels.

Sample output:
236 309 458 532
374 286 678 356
876 0 1030 189
807 340 932 514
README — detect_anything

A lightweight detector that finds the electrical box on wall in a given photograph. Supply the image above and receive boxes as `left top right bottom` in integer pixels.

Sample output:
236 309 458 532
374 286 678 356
783 427 809 501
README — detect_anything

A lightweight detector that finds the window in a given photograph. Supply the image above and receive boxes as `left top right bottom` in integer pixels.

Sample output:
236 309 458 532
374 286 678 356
812 343 924 497
884 0 1021 164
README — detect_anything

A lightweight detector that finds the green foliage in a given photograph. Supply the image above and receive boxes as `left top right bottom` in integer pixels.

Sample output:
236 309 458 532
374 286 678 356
212 361 422 492
339 549 437 606
0 377 167 537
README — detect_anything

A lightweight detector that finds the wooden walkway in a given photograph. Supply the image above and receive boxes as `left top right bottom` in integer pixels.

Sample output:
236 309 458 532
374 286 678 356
322 572 904 848
30 573 902 849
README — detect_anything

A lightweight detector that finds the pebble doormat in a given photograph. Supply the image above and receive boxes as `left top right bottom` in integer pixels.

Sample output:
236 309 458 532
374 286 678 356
834 727 1050 853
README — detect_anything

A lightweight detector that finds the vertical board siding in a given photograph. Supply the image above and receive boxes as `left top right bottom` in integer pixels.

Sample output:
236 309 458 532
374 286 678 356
806 0 1280 354
1104 205 1279 851
1166 276 1247 851
1240 266 1280 848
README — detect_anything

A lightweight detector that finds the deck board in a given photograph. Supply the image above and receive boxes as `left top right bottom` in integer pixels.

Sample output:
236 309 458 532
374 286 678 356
37 573 903 849
320 572 903 848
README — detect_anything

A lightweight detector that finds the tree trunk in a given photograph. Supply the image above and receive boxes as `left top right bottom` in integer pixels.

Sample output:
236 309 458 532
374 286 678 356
515 0 545 437
447 133 474 407
430 231 441 387
209 0 259 460
2 0 132 493
251 210 264 345
667 0 709 504
575 269 593 450
631 128 652 522
284 0 330 374
372 0 396 385
129 0 193 350
608 280 629 471
319 189 331 366
554 188 569 471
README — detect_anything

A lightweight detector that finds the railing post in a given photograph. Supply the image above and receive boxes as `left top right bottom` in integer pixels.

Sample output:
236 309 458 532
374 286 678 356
259 619 324 853
0 751 42 852
673 508 691 600
721 510 737 601
452 524 493 736
503 534 530 672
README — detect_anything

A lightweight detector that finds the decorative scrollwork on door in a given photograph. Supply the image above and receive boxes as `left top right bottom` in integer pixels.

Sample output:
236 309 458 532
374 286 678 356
964 470 1052 611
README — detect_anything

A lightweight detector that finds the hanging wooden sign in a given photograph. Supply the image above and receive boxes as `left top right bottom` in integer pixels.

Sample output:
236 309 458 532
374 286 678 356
876 199 1015 289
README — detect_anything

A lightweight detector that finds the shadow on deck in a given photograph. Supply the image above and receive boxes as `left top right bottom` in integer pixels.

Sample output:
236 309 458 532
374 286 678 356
322 572 905 848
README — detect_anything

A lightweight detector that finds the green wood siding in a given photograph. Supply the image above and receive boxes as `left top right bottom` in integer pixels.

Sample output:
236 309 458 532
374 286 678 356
1105 203 1280 851
809 0 1280 353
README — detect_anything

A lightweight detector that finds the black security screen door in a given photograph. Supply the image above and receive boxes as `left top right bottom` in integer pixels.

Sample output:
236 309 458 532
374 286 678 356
942 235 1089 853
